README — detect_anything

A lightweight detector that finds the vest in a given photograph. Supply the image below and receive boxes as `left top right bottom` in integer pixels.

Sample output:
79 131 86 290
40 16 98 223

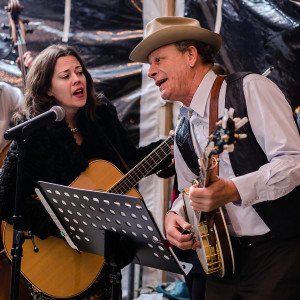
176 72 300 238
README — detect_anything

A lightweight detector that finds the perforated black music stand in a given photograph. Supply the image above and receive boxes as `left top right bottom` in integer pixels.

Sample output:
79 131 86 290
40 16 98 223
35 181 192 300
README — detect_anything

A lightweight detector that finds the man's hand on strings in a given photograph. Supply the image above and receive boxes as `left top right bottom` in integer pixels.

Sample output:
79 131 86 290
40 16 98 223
165 211 200 250
189 172 241 212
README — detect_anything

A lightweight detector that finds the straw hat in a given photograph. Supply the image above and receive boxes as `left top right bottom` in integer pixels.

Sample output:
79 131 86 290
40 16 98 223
129 16 222 63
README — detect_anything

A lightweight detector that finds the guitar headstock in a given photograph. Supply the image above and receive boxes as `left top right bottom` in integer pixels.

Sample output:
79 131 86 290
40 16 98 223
205 108 248 158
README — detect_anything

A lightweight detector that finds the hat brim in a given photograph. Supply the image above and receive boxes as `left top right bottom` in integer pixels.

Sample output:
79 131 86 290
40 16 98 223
129 26 222 63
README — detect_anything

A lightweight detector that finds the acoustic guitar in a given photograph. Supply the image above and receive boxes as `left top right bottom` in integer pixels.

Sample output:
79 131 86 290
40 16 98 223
183 108 248 277
2 136 174 298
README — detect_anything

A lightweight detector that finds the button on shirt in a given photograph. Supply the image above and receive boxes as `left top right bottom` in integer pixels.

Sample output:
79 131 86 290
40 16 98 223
171 70 300 237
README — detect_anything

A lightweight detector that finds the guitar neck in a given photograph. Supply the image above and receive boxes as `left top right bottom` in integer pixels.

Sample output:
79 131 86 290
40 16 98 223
108 136 174 194
198 152 213 188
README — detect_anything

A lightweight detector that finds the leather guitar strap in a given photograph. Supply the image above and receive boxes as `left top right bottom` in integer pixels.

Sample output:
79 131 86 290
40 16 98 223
209 75 225 175
206 75 225 246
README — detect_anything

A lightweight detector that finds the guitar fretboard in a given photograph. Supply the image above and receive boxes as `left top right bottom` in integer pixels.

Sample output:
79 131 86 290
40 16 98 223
108 136 174 195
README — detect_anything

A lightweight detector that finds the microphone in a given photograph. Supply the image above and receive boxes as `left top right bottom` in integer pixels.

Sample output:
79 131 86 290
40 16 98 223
4 106 65 140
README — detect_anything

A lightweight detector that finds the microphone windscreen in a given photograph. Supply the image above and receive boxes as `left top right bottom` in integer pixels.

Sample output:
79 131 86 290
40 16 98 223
51 106 65 121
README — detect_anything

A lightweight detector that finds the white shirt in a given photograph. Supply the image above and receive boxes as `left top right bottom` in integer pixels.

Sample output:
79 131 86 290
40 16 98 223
172 70 300 237
0 82 24 149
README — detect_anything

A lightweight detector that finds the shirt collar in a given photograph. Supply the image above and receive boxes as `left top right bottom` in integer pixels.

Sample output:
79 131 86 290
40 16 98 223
190 69 217 117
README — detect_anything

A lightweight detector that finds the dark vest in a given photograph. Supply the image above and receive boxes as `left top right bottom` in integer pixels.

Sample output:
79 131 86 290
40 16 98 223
176 72 300 238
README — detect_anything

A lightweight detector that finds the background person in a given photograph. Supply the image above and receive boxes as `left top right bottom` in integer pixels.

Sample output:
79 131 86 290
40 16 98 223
129 16 300 300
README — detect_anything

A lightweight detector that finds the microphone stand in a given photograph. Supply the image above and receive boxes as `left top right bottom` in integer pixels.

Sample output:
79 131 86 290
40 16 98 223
9 125 39 300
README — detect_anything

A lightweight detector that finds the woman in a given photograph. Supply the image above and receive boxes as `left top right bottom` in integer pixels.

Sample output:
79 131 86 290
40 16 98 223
0 44 173 299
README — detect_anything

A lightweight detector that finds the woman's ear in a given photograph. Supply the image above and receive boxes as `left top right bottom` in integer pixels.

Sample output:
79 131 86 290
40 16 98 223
47 89 53 97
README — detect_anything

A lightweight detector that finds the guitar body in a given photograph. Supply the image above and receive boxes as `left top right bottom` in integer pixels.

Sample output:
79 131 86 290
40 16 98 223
1 159 142 298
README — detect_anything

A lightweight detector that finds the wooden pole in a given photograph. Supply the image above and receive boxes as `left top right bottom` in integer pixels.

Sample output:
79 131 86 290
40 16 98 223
162 0 175 284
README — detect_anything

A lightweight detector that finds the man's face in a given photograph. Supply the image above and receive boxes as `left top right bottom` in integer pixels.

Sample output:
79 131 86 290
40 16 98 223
148 44 194 104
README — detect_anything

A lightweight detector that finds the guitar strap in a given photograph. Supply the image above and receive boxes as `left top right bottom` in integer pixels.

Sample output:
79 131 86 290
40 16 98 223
206 75 225 246
209 75 225 176
104 134 130 172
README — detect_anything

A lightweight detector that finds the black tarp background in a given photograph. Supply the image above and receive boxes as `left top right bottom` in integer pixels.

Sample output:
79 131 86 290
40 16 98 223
185 0 300 111
0 0 144 144
0 0 299 145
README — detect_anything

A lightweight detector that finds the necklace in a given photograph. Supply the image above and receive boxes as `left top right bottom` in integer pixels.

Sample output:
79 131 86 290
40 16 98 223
70 127 79 134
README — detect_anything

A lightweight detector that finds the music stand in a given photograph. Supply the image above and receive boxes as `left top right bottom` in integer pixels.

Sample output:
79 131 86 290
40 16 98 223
35 181 192 300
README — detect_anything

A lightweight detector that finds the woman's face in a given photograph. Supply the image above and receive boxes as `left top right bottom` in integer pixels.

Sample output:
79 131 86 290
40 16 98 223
47 55 87 115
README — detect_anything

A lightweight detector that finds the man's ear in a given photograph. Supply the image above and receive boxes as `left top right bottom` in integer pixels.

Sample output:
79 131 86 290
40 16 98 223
187 46 197 68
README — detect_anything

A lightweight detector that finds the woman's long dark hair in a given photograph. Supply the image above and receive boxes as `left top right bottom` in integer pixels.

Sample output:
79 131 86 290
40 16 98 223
15 44 99 122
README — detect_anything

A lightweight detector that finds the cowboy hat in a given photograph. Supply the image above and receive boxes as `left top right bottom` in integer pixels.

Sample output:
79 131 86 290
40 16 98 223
129 16 222 63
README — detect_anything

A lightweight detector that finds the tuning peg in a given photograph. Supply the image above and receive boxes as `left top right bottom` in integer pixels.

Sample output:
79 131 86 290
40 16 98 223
228 107 234 119
238 133 247 139
234 117 248 130
23 19 29 25
221 134 229 142
224 144 234 152
26 28 34 34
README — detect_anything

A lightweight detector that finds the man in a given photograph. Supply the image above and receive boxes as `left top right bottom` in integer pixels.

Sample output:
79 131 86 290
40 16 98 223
129 16 300 300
